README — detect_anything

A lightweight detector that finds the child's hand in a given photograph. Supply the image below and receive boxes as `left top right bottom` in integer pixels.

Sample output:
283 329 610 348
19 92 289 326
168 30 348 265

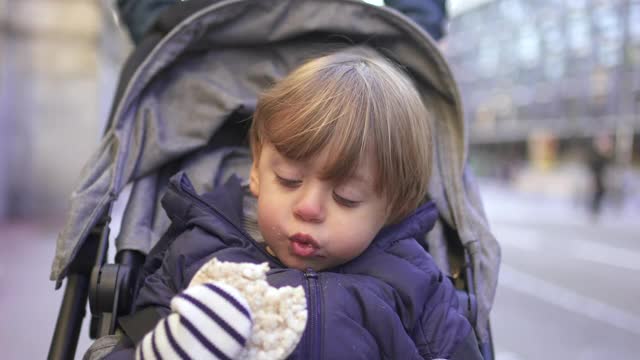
136 281 253 360
190 259 307 360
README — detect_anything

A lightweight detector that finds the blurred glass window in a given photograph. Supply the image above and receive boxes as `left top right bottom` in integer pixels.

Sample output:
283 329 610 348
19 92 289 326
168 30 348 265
500 33 516 74
542 19 565 54
499 0 526 23
567 0 587 10
567 9 591 57
518 25 540 68
630 1 640 43
544 55 565 80
541 18 565 79
455 59 475 84
593 3 622 67
458 12 480 33
478 37 500 76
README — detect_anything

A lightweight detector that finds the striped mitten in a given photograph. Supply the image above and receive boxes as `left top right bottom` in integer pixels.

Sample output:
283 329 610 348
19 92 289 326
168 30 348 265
136 282 253 360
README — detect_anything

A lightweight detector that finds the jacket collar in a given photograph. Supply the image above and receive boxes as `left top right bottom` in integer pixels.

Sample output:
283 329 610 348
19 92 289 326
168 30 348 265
163 172 246 230
373 200 438 248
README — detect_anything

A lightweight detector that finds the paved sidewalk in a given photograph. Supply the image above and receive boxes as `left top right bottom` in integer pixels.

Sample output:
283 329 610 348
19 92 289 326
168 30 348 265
479 179 640 230
0 222 92 360
482 180 640 360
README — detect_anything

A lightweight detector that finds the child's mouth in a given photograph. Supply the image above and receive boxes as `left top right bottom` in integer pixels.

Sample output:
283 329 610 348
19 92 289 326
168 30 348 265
289 233 319 257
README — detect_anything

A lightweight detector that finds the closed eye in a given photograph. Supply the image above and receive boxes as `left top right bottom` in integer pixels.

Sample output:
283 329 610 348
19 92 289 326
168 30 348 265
333 192 361 208
275 174 302 188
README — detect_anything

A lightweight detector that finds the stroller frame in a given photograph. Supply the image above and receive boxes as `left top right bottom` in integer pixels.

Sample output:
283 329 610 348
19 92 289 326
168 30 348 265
48 0 498 358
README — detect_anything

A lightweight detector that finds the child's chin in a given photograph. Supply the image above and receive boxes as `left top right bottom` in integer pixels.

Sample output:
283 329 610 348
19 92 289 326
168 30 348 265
282 257 326 272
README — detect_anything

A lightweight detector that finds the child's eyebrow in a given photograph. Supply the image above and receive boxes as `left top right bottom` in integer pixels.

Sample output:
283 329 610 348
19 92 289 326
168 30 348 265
342 172 372 188
270 151 305 172
349 173 367 183
271 150 299 165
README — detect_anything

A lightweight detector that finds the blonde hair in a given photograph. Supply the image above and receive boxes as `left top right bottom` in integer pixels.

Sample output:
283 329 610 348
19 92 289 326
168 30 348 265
250 48 433 224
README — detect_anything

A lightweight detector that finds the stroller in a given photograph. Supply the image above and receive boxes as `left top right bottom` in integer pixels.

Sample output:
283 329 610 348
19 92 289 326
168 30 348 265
48 0 500 358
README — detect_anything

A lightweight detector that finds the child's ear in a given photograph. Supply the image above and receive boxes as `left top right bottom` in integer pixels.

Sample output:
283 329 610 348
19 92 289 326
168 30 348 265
249 162 260 197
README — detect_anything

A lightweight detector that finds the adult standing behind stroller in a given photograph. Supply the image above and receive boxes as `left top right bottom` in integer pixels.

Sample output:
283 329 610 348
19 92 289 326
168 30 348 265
115 0 448 44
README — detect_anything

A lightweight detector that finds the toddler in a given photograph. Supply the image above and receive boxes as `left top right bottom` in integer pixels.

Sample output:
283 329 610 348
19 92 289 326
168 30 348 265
126 48 481 360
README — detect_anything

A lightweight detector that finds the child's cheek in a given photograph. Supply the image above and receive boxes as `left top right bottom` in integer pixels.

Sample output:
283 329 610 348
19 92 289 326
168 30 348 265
257 194 286 243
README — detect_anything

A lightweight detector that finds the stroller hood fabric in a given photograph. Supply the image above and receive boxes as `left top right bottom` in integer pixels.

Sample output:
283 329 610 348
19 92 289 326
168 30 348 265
50 0 500 341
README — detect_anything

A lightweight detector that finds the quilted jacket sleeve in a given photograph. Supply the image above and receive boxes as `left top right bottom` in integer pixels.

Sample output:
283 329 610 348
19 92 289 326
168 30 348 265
135 226 232 315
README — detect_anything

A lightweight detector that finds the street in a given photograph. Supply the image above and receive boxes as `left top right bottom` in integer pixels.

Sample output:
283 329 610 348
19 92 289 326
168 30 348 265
1 181 638 359
483 181 640 359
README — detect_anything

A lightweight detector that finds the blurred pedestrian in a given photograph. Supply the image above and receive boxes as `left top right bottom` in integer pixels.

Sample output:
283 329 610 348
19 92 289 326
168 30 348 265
587 134 613 217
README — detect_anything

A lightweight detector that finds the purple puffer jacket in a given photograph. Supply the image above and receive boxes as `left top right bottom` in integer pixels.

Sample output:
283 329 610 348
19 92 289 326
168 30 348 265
129 173 481 360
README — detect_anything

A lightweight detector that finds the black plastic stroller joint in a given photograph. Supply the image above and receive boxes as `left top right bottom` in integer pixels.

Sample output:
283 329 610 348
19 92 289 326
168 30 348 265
89 249 145 339
49 201 146 360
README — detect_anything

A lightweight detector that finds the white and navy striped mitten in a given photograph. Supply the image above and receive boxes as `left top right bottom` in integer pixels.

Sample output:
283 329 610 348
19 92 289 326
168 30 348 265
136 282 253 360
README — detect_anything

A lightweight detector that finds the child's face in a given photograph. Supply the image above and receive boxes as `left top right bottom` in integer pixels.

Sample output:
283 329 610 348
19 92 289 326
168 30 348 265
249 142 389 271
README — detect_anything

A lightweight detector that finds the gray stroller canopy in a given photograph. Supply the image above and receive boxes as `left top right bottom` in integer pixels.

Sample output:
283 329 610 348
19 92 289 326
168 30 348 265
51 0 499 342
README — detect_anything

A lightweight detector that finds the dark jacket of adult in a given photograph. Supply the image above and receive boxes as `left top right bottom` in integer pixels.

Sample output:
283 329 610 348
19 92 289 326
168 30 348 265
118 173 481 359
117 0 448 43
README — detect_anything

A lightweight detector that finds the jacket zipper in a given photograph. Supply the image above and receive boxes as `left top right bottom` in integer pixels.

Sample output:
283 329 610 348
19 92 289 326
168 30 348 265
304 269 322 360
173 179 284 266
178 178 323 358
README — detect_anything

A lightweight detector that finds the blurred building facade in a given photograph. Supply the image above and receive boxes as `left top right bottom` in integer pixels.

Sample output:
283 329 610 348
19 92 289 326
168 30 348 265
443 0 640 174
0 0 130 220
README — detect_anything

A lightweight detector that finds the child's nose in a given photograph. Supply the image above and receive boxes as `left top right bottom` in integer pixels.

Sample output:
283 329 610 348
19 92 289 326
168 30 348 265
293 188 326 223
